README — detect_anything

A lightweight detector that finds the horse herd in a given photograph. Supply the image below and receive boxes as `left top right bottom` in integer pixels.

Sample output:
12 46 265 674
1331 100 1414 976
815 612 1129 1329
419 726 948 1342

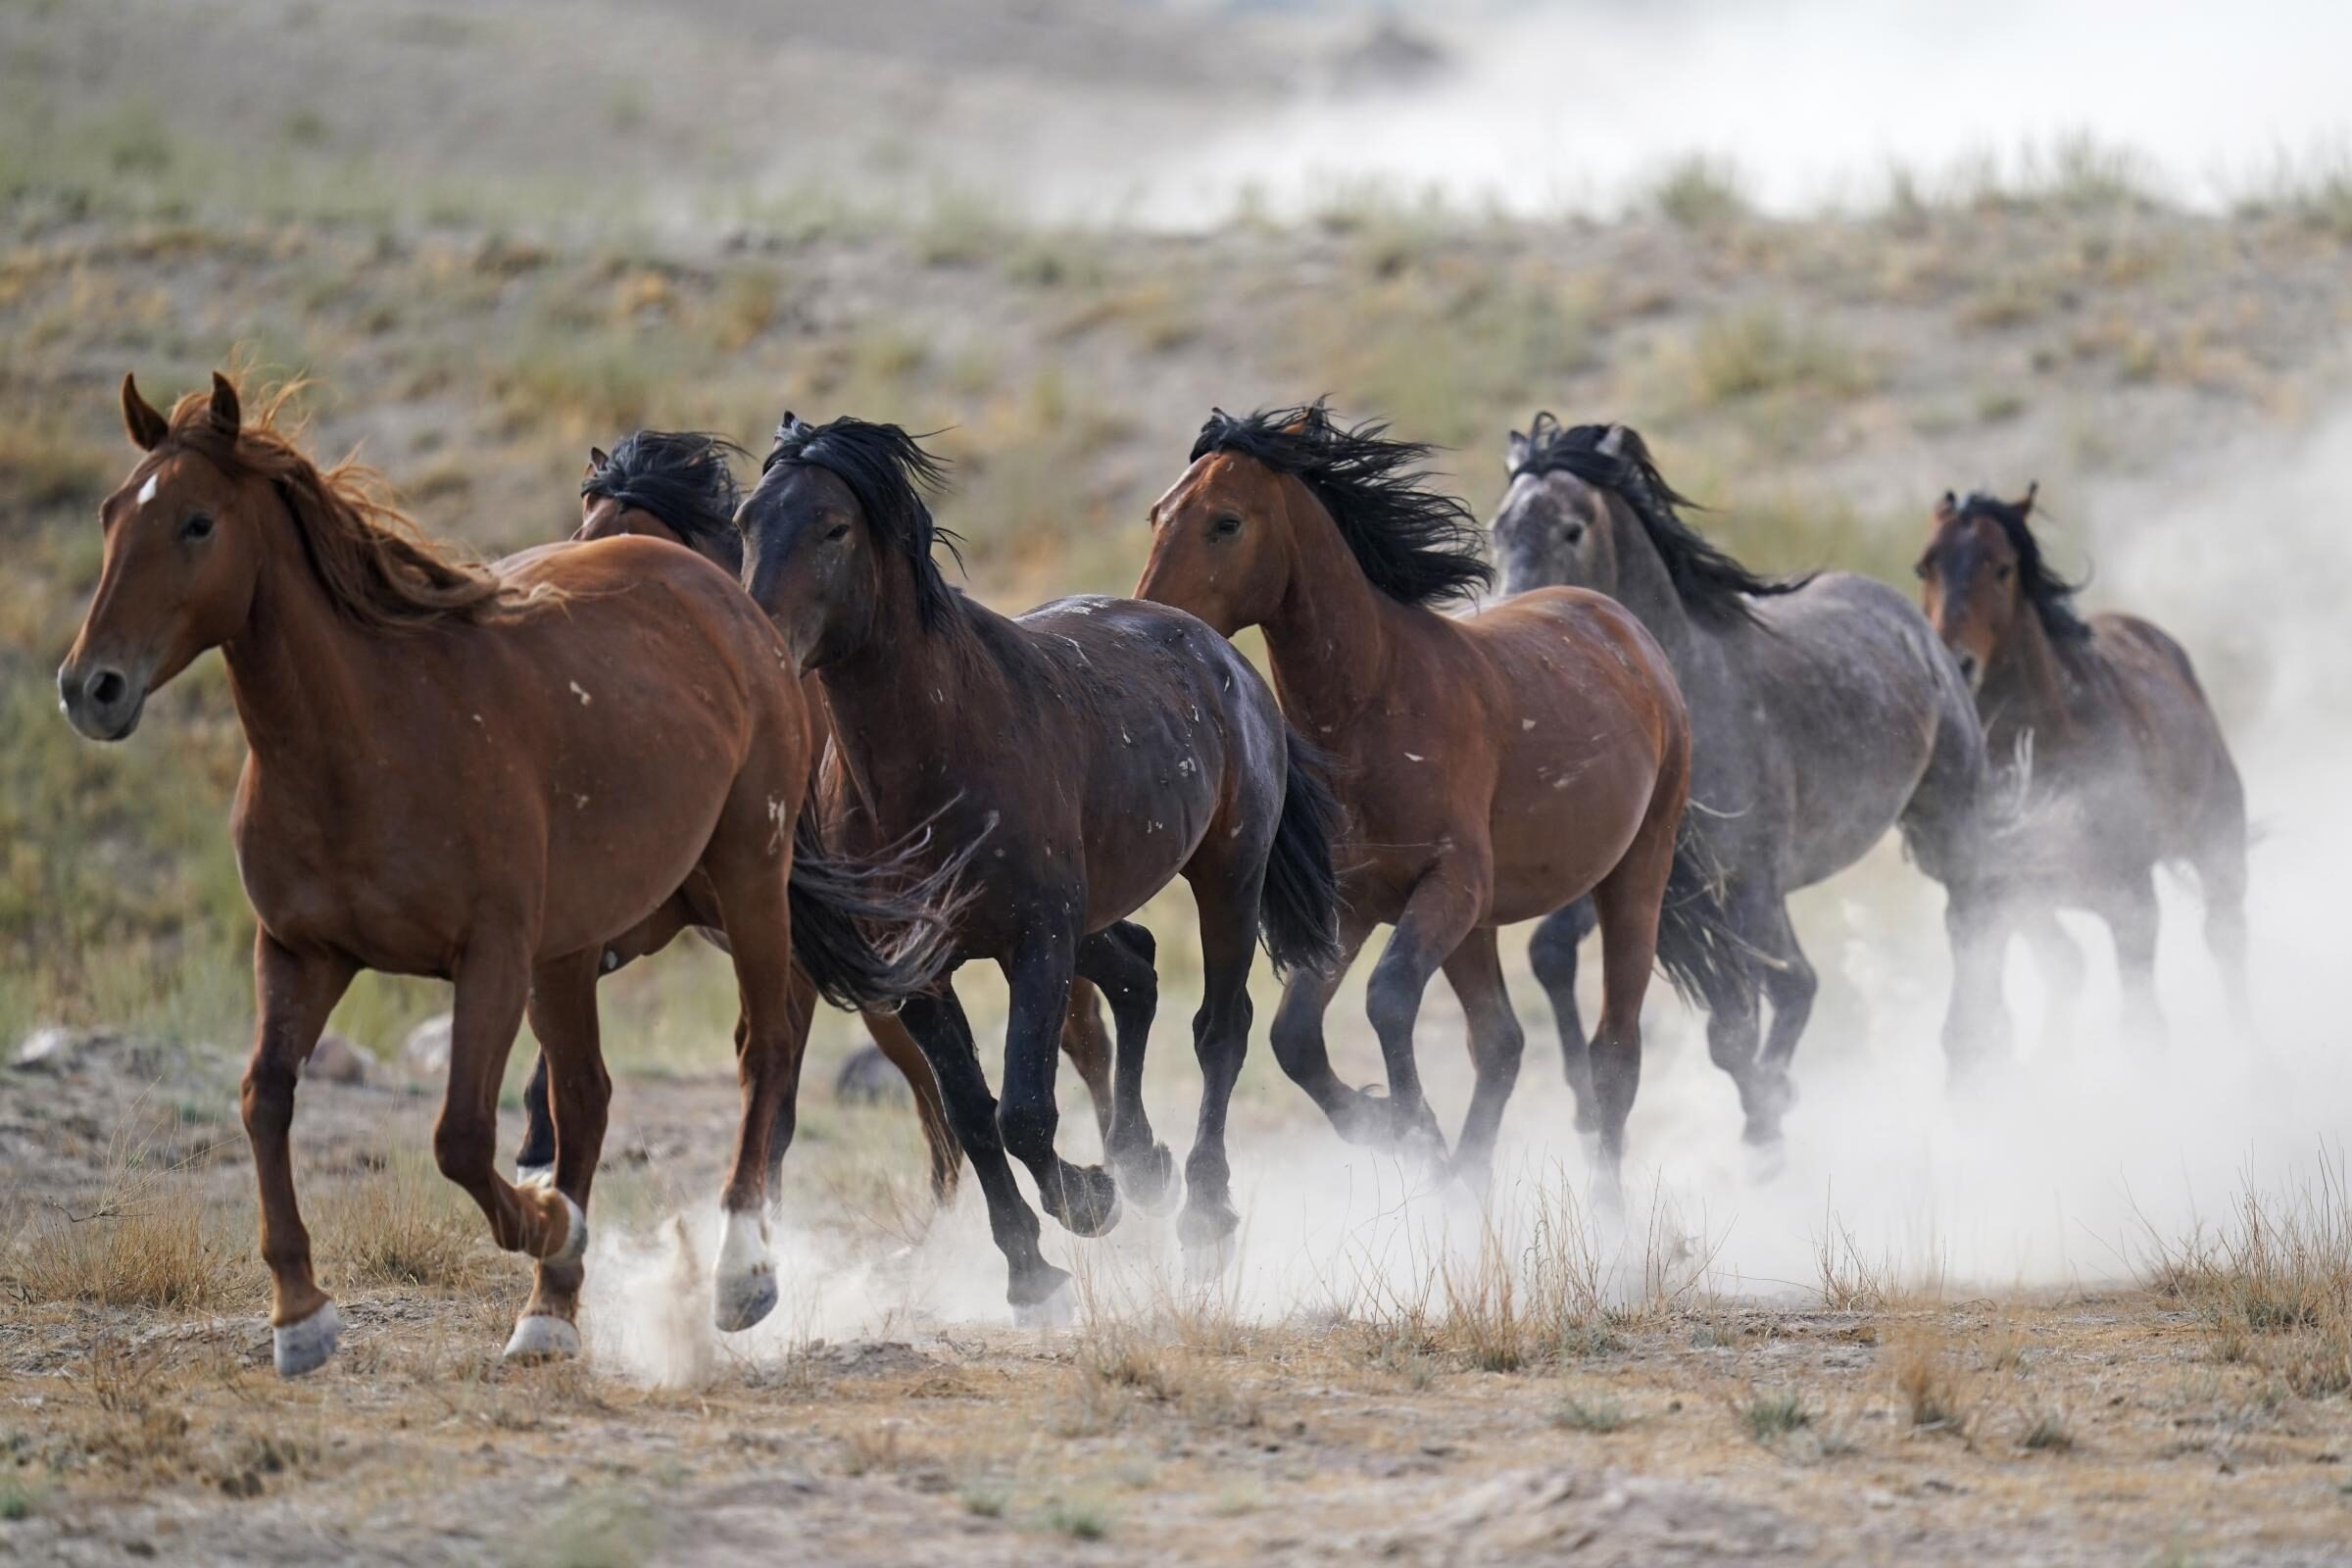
55 372 2248 1378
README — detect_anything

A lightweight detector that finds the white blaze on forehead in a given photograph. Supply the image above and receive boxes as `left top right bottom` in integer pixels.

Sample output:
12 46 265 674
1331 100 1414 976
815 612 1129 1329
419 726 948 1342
135 472 160 508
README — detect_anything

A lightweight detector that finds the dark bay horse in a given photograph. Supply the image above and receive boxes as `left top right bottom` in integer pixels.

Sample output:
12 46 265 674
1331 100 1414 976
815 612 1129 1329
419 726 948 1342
736 415 1342 1317
508 429 1117 1203
1138 404 1741 1194
1491 416 2003 1145
58 375 956 1374
1917 486 2250 1042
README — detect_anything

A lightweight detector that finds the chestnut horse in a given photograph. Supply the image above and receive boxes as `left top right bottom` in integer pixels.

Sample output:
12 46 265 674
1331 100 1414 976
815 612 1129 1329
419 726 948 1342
59 375 956 1375
1492 416 2007 1145
1139 404 1743 1194
506 429 1116 1202
1917 486 2250 1043
737 415 1343 1317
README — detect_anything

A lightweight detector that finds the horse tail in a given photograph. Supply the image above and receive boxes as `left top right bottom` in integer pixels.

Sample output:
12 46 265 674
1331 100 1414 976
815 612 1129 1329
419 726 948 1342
1259 726 1346 977
788 814 971 1012
1653 813 1755 1013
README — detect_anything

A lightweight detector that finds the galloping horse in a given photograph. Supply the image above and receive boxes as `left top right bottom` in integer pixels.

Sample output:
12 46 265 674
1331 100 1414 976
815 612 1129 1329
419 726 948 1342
507 429 1118 1203
736 415 1342 1316
1917 486 2250 1043
1139 404 1741 1193
58 375 956 1374
1492 416 2003 1145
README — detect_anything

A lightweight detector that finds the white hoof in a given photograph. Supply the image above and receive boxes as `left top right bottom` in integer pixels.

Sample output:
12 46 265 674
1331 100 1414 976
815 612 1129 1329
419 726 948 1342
1012 1279 1076 1330
272 1298 342 1379
515 1161 555 1188
542 1190 589 1269
503 1313 581 1361
713 1209 777 1334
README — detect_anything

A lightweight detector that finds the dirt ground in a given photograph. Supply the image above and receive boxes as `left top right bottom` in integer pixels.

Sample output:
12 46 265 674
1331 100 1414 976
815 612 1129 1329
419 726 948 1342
5 1031 2350 1568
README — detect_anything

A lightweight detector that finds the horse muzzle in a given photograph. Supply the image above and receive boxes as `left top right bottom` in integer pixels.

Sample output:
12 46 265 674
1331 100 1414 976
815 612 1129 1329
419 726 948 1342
58 657 149 741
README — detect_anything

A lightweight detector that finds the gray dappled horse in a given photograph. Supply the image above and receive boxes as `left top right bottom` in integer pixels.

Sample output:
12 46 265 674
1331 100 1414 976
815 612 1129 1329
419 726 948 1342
1490 416 2006 1148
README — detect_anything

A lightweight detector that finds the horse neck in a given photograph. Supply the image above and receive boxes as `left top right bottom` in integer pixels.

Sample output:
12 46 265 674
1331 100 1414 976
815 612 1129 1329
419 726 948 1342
1256 481 1396 728
1598 492 1702 669
812 568 991 809
1981 607 2081 746
220 508 378 785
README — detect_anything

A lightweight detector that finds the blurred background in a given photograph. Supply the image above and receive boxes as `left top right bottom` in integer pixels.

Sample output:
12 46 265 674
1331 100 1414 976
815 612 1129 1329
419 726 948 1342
3 0 2347 1134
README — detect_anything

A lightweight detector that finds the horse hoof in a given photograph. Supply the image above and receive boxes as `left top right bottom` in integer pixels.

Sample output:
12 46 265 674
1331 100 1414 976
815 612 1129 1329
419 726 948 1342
1113 1143 1181 1216
1044 1165 1123 1239
503 1313 580 1362
1011 1275 1076 1330
272 1299 342 1379
542 1190 589 1269
714 1266 778 1334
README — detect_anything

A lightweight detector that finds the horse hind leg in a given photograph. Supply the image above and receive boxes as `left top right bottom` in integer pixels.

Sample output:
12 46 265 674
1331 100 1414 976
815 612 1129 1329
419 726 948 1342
1062 979 1117 1145
859 1010 962 1205
1173 863 1264 1272
2093 868 2168 1052
506 950 612 1362
1359 864 1486 1168
1746 899 1817 1149
2193 787 2256 1041
1528 898 1598 1132
996 926 1125 1243
1586 789 1685 1205
1441 925 1525 1187
1075 922 1177 1214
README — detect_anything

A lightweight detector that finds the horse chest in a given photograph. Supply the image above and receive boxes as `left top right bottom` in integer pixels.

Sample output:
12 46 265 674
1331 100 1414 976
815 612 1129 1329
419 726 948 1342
232 780 467 969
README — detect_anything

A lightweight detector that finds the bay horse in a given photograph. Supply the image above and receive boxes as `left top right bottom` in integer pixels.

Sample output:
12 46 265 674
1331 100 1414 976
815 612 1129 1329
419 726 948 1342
736 414 1342 1317
507 429 1118 1203
1917 485 2250 1043
58 374 957 1375
1490 416 2007 1144
1138 403 1743 1195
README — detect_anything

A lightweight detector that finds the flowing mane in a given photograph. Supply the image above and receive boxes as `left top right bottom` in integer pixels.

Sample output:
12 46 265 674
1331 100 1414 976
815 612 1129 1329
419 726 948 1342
762 414 963 630
1509 414 1807 626
585 429 747 572
1952 489 2091 643
154 379 543 629
1192 401 1493 608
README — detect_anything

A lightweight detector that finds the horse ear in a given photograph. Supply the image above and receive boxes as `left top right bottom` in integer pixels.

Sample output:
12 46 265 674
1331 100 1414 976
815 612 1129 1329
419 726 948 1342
585 446 609 477
1596 423 1629 459
1936 490 1958 519
208 372 241 436
121 373 168 452
2018 480 2038 516
1504 429 1530 475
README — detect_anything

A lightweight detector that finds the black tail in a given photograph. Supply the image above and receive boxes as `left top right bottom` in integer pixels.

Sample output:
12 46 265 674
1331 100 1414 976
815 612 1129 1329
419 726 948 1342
1259 726 1346 976
788 815 971 1012
1653 816 1755 1013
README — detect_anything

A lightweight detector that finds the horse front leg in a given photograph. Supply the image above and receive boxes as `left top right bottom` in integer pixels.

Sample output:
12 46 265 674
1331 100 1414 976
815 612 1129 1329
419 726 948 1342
1173 874 1261 1272
1360 864 1486 1169
245 933 355 1378
1076 921 1177 1213
1441 926 1525 1186
1267 911 1373 1137
433 935 582 1267
504 950 613 1362
997 927 1123 1243
1528 898 1597 1128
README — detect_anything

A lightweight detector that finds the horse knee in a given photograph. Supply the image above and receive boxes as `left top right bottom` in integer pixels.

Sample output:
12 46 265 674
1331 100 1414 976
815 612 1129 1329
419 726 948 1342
995 1089 1056 1167
432 1114 496 1188
1192 993 1253 1060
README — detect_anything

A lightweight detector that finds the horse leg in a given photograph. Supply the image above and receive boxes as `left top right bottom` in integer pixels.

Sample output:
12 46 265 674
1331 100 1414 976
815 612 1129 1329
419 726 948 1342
1360 864 1486 1166
2018 905 2082 1052
245 934 355 1378
1174 869 1262 1268
1528 897 1598 1131
755 970 821 1193
506 951 612 1362
861 1009 961 1204
1062 978 1117 1145
899 983 1071 1321
2093 868 2167 1051
1441 925 1525 1186
515 1052 556 1186
2195 822 2256 1042
1587 799 1679 1203
1267 911 1374 1137
1076 922 1176 1213
433 934 581 1269
1746 899 1818 1146
997 928 1123 1243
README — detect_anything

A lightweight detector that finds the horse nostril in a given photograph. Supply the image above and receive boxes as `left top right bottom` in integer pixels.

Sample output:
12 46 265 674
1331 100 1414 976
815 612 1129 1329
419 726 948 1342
88 668 128 708
1955 652 1979 681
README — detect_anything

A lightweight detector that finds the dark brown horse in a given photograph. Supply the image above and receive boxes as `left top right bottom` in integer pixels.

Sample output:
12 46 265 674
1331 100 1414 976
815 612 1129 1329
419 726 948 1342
1917 486 2251 1042
737 414 1343 1317
507 430 1116 1203
58 375 956 1375
1137 404 1743 1194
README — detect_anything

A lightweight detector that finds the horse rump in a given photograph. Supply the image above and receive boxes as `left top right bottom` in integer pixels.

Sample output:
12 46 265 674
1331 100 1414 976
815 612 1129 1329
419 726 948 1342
1258 726 1346 976
788 814 973 1011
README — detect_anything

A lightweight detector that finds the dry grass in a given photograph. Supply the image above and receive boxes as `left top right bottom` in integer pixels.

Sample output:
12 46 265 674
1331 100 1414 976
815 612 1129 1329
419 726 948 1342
2143 1166 2352 1399
316 1146 500 1292
1887 1325 1972 1433
13 1120 248 1312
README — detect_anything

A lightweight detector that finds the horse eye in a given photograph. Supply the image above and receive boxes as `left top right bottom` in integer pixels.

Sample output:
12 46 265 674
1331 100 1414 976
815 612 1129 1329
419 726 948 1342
1994 564 2013 582
180 511 215 542
823 522 851 542
1562 522 1585 545
1209 514 1242 539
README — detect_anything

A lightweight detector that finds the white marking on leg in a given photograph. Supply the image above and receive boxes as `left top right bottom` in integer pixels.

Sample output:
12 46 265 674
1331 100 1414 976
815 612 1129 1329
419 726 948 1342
714 1207 779 1333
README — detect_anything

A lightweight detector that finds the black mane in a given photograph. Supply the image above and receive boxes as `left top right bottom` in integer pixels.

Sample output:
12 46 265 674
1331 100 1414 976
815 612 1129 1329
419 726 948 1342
584 429 746 573
762 415 964 629
1509 414 1807 625
1192 401 1493 608
1953 490 2091 642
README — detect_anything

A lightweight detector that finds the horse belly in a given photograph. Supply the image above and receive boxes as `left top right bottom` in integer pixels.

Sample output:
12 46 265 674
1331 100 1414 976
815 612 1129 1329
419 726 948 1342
1488 741 1659 924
